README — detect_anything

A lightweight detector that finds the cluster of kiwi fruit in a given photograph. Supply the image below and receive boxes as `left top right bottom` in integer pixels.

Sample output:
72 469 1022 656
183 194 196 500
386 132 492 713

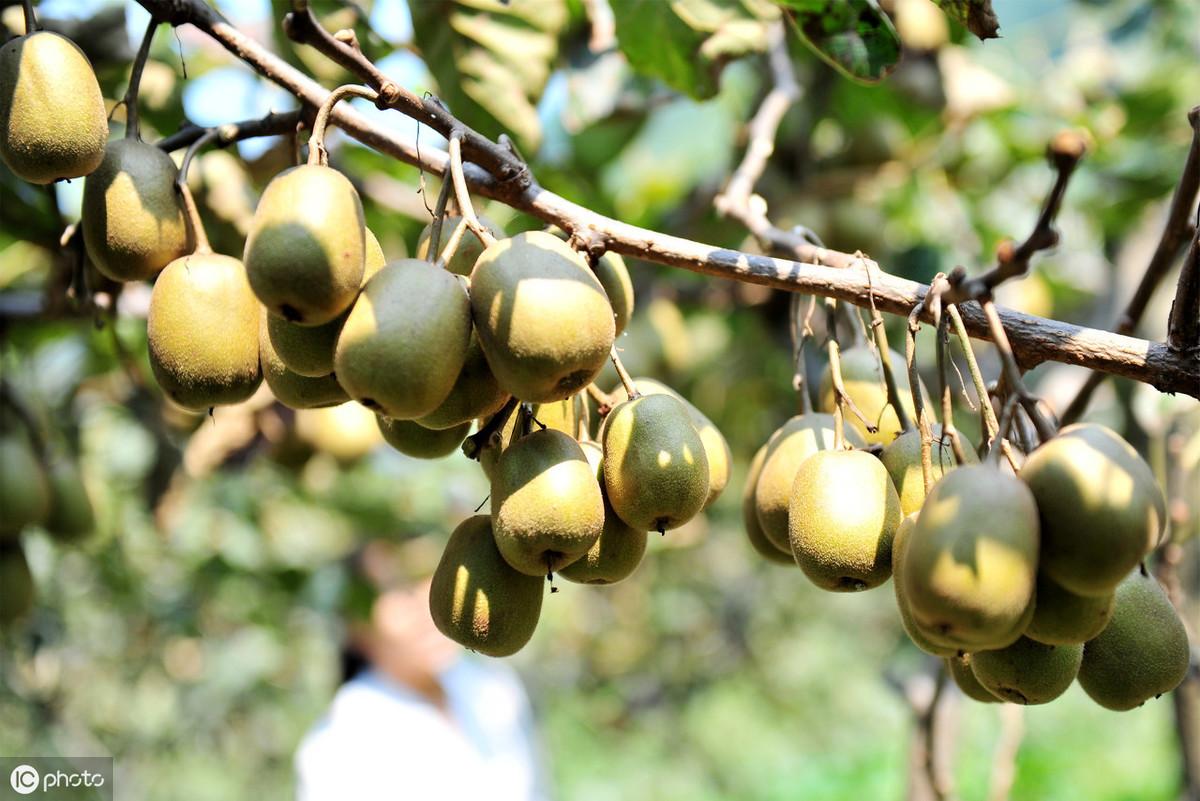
744 335 1190 710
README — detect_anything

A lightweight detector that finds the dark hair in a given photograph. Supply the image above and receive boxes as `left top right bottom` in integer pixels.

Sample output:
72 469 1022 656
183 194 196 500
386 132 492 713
339 641 370 684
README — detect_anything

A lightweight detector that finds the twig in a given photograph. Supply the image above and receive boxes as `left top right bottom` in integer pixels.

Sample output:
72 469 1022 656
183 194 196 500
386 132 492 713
461 396 518 461
824 300 877 438
870 307 913 433
908 278 947 492
790 294 817 413
176 129 220 254
423 175 454 265
585 383 614 416
448 131 497 249
21 0 37 33
1166 217 1199 351
308 84 379 166
610 346 639 400
936 314 971 464
124 15 159 141
156 110 304 153
978 297 1057 444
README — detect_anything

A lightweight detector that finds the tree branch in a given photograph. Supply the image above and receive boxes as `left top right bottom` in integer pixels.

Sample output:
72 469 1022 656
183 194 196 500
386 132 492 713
132 0 1200 399
1166 219 1199 352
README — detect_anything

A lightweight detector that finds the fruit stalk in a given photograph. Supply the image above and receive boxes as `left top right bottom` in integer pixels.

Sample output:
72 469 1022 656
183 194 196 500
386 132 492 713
175 128 219 254
123 15 160 141
307 84 379 167
448 131 498 250
869 306 912 433
905 291 939 492
609 345 639 400
823 299 877 439
21 1 37 33
979 298 1057 444
423 173 455 266
935 313 971 465
789 294 816 413
947 304 1000 443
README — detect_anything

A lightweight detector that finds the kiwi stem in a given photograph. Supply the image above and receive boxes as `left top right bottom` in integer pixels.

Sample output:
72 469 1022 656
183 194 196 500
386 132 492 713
869 307 912 433
988 393 1021 465
123 16 160 141
437 218 470 270
585 383 614 416
935 314 971 465
947 304 1000 442
21 0 37 33
308 84 379 167
176 128 220 254
610 345 639 400
789 294 816 414
823 299 876 438
979 298 1057 444
462 396 519 461
424 173 455 264
447 131 497 249
906 293 938 493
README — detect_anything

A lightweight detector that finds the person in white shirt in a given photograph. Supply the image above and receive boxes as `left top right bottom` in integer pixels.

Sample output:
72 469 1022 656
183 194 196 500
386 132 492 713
296 540 551 801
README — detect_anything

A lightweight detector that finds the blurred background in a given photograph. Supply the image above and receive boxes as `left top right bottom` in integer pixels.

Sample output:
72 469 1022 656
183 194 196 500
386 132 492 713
0 0 1197 799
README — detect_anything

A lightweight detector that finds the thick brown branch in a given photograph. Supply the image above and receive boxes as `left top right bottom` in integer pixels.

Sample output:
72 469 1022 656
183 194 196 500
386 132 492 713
133 0 1200 399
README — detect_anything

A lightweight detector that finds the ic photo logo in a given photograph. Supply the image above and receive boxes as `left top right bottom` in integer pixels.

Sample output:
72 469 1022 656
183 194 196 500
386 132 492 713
9 764 39 795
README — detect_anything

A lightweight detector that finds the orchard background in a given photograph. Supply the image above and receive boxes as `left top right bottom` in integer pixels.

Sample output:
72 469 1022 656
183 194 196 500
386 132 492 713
0 0 1197 799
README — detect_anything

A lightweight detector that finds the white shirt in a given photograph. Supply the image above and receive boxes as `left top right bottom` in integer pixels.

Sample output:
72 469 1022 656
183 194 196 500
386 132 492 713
296 659 549 801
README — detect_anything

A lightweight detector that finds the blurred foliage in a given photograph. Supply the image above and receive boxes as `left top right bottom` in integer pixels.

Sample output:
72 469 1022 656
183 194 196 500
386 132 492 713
1 0 1199 800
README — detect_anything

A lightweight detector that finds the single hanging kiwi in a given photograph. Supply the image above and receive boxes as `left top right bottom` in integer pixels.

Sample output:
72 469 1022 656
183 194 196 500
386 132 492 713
630 378 729 508
265 228 387 378
742 442 795 565
1025 571 1114 646
416 213 504 276
244 164 366 325
880 426 975 517
0 431 49 540
258 310 348 409
893 513 965 657
82 139 190 282
818 345 925 446
970 636 1082 705
334 259 472 419
0 30 107 183
544 225 635 336
560 442 648 585
1019 423 1164 597
429 515 544 657
470 231 615 403
788 449 901 591
377 416 471 460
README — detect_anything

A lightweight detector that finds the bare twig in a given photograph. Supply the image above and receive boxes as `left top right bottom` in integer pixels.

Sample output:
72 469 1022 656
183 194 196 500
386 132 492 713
423 176 455 265
825 301 878 439
462 396 518 461
585 383 614 416
308 84 378 166
908 278 948 492
790 294 817 413
124 15 159 140
156 110 304 153
936 314 971 464
610 346 639 400
176 129 220 254
448 131 498 249
21 0 37 34
1166 218 1199 351
870 307 913 433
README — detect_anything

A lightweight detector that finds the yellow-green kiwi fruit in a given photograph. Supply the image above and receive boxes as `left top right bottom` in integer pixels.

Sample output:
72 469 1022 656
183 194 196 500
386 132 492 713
470 231 615 403
0 432 49 540
1025 572 1114 646
946 654 1001 703
416 334 510 430
258 310 348 409
0 31 106 184
244 164 365 326
893 513 959 657
334 259 472 419
629 377 729 508
880 426 976 517
1077 569 1190 711
902 465 1039 651
970 636 1082 705
755 413 866 552
819 345 925 446
416 214 503 276
560 442 648 585
82 139 190 281
147 253 262 410
491 428 604 576
742 442 795 565
43 457 94 541
1019 423 1164 597
543 225 635 336
478 396 587 480
377 416 471 459
265 228 387 378
788 449 901 591
0 544 35 624
429 515 544 657
602 393 709 532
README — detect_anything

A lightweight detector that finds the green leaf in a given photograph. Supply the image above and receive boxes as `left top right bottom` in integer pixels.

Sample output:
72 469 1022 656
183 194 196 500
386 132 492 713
410 0 568 152
777 0 901 84
934 0 1001 41
611 0 778 99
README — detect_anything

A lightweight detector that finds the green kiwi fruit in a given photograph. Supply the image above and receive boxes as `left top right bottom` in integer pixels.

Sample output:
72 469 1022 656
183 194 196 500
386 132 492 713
1020 423 1164 597
946 654 1001 703
819 345 925 446
258 310 348 409
416 214 503 276
880 426 975 517
491 428 604 576
428 515 544 657
629 377 729 508
244 164 365 325
788 449 901 591
0 432 49 540
560 442 648 585
147 252 262 410
470 231 615 403
893 513 960 657
742 443 795 565
334 259 472 419
602 393 709 532
0 544 35 624
43 457 94 541
0 31 107 184
543 225 634 336
82 139 190 281
970 636 1082 705
1025 572 1114 646
377 416 471 459
415 333 510 430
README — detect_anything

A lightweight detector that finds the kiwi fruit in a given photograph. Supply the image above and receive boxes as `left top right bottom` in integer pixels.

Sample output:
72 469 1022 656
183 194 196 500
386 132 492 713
602 393 710 532
629 378 729 508
560 442 648 585
970 636 1082 705
415 333 510 430
244 164 365 325
265 228 387 378
788 449 901 591
531 394 589 439
544 226 635 336
491 428 604 576
470 231 615 403
903 465 1039 651
0 544 35 624
377 416 471 459
818 345 924 446
1077 569 1190 711
148 253 262 410
1025 572 1114 646
259 310 348 409
946 654 1001 703
82 139 190 282
334 259 472 419
0 31 107 184
742 443 795 565
1020 423 1164 597
0 432 49 539
416 214 503 275
43 457 94 542
893 513 959 656
755 413 866 552
880 426 975 517
429 515 544 657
